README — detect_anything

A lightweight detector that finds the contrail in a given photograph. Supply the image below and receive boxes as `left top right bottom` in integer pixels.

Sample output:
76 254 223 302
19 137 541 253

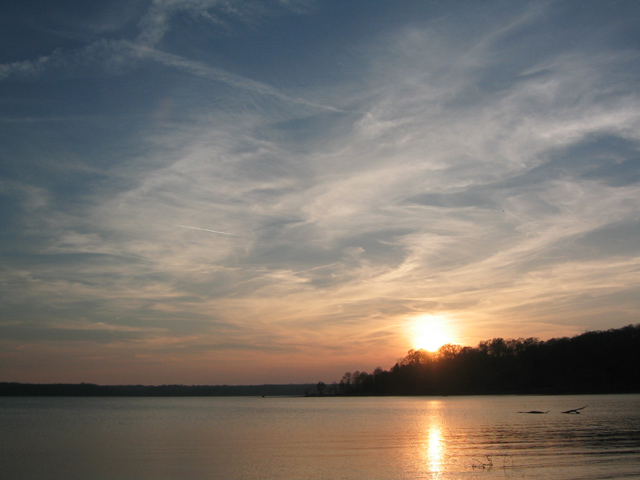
176 224 240 237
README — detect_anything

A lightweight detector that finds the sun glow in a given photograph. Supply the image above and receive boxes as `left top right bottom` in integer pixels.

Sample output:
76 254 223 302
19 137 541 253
412 315 455 352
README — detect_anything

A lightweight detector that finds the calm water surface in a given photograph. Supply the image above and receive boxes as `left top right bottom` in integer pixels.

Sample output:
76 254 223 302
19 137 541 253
1 394 639 479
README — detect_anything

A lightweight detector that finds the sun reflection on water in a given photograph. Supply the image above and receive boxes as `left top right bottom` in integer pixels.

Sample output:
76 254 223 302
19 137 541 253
427 425 443 476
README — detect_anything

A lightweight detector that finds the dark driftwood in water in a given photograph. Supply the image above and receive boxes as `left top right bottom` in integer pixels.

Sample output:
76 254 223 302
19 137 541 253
471 455 493 469
518 410 549 414
562 405 588 414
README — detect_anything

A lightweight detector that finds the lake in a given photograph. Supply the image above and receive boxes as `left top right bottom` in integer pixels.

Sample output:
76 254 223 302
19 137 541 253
1 394 639 479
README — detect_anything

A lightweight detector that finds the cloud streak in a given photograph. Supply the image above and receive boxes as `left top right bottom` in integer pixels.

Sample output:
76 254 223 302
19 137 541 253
176 224 240 237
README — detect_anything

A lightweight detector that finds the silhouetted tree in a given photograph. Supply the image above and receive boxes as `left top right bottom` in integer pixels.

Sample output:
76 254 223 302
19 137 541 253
331 324 640 396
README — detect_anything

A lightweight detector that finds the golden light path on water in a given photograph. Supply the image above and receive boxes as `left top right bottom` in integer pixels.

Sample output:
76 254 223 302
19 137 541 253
420 400 445 478
428 425 444 476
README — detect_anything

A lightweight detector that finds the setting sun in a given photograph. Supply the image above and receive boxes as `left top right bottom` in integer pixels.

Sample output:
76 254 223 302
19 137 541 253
412 315 456 352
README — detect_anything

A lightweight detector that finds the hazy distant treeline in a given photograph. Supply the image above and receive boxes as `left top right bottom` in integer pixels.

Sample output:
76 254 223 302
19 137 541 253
333 324 640 396
0 383 315 397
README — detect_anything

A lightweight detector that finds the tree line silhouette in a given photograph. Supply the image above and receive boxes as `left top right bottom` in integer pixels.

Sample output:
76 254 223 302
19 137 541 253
331 324 640 395
3 325 638 397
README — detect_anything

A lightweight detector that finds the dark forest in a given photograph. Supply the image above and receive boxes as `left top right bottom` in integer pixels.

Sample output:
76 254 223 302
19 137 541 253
332 324 640 396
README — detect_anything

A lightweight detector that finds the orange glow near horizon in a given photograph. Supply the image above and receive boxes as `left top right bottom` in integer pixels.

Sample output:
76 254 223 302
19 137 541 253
411 315 456 352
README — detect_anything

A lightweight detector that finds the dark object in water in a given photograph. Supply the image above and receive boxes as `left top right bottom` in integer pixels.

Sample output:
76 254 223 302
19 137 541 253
518 410 549 414
562 405 588 414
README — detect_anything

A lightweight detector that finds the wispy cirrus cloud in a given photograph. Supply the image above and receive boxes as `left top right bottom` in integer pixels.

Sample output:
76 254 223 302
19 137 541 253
1 0 640 383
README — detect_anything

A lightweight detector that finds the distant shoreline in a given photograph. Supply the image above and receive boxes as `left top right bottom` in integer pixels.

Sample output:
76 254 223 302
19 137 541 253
2 382 638 397
0 382 315 397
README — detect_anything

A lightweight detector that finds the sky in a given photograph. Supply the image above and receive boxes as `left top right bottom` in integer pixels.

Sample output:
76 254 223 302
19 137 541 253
1 0 639 385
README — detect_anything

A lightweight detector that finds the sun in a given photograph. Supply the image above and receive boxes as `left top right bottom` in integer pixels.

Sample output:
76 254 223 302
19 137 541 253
412 315 455 352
